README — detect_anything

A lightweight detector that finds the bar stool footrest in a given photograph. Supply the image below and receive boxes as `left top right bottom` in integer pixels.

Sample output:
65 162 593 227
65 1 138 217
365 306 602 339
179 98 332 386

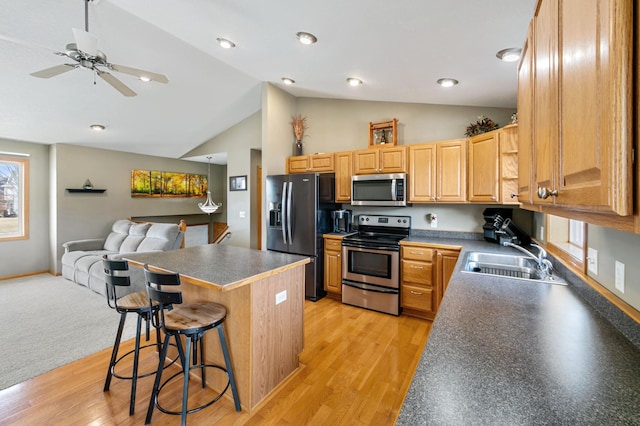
154 364 232 416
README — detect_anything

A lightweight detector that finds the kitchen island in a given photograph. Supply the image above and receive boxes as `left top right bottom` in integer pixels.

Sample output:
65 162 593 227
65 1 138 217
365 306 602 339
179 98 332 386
396 236 640 425
125 244 310 413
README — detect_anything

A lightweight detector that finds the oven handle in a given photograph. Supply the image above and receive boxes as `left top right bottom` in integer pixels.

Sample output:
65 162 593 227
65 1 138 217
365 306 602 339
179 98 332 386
342 279 399 294
341 242 399 252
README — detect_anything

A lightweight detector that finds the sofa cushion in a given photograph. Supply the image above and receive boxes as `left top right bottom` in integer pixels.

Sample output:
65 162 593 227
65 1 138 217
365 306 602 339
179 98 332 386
103 220 134 252
120 222 151 253
137 223 181 252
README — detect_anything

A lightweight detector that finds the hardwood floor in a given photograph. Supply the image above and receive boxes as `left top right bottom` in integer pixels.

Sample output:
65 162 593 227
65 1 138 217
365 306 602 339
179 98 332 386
0 297 431 425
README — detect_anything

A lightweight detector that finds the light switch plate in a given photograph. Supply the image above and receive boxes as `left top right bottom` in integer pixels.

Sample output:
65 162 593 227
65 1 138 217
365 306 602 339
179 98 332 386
615 261 625 293
587 248 598 275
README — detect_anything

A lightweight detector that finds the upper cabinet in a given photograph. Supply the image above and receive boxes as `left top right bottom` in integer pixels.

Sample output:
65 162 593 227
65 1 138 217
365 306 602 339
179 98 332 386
353 145 407 175
409 139 467 203
518 24 534 206
334 151 353 202
520 0 634 215
286 153 334 174
499 125 520 205
468 130 500 203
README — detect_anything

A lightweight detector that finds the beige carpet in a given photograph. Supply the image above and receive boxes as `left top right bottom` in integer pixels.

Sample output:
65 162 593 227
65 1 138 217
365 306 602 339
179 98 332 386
0 274 138 390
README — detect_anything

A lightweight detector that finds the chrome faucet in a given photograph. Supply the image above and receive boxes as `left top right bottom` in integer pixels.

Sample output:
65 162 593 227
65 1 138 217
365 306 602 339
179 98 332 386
502 241 553 275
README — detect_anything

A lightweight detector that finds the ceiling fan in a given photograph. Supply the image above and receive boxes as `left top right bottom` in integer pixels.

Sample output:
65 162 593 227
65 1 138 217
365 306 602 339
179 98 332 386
0 0 168 97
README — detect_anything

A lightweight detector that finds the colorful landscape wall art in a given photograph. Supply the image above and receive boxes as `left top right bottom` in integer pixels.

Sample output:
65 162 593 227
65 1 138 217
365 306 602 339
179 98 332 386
131 170 208 198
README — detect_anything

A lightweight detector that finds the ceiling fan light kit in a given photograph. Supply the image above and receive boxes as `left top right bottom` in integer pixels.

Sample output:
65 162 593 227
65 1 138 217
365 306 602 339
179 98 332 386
7 0 168 97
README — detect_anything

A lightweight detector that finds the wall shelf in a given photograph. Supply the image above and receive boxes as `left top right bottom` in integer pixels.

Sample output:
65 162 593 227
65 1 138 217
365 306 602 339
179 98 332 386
66 188 107 193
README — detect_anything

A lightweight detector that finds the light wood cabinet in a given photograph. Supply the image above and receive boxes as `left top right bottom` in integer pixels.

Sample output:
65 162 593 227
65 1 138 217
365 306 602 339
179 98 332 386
334 151 353 202
518 24 534 206
520 0 633 215
286 153 334 174
468 125 520 204
353 146 407 175
409 139 467 203
468 130 499 203
400 242 460 320
323 235 344 297
499 124 519 205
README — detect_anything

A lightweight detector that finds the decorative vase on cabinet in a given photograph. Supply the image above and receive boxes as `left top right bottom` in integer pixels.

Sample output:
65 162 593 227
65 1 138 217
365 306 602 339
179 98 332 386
295 140 303 156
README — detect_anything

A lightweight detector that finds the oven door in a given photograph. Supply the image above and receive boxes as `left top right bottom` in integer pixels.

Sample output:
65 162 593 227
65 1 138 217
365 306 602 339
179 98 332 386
342 244 399 289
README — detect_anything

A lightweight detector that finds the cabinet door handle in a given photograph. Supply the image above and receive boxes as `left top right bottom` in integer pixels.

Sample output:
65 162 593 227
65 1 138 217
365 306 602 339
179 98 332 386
491 196 496 201
410 251 423 255
537 186 558 199
410 290 423 295
510 193 518 199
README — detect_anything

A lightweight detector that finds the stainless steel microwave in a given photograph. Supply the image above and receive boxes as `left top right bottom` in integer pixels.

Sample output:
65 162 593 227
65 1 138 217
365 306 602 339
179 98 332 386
351 173 407 206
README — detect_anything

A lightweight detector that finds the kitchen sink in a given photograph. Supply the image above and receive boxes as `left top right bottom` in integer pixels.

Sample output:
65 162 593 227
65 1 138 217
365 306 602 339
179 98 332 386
461 251 566 285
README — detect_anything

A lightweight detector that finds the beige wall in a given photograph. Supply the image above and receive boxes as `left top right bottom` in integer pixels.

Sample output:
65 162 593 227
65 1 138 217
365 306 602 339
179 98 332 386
0 139 50 277
183 110 263 248
50 144 225 274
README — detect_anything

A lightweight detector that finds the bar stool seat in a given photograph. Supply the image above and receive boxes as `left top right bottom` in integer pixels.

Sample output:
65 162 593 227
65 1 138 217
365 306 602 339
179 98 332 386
103 257 163 416
144 265 241 425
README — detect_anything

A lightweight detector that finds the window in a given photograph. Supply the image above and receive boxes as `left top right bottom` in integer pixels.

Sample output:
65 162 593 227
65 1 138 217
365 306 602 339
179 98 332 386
546 214 584 268
0 156 29 240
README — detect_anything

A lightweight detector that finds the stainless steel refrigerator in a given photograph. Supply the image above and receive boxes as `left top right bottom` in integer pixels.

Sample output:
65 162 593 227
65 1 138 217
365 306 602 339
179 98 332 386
266 173 338 301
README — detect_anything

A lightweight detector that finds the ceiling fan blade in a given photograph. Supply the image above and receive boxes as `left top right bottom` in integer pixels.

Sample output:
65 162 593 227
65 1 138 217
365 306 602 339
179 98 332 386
109 64 169 84
72 28 98 57
31 64 77 79
0 33 63 55
98 71 137 97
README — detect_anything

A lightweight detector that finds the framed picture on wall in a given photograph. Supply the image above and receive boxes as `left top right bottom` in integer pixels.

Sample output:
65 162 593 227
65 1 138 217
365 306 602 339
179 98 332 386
229 175 247 191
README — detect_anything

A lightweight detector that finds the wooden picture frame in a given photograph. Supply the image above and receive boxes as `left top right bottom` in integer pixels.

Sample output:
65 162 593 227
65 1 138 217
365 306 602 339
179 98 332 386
230 175 247 191
369 118 398 148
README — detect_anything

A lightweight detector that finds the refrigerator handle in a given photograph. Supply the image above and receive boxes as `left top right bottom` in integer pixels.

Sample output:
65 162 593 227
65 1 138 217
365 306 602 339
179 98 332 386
286 181 293 244
281 181 288 245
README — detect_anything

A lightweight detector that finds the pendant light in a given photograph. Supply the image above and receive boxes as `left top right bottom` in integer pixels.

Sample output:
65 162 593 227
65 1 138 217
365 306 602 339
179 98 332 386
198 156 222 214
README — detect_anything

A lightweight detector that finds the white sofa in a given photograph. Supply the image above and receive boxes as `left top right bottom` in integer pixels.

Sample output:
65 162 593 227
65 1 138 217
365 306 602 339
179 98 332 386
61 219 184 296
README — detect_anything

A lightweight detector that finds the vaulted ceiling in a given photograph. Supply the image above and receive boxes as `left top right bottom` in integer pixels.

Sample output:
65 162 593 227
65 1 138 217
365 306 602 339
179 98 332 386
0 0 535 159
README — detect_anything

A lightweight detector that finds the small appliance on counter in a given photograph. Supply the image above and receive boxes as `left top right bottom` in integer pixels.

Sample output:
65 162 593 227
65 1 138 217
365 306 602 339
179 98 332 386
331 209 352 233
482 208 531 246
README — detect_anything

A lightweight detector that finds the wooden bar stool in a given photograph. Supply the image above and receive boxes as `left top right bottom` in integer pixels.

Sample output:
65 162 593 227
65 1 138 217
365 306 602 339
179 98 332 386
143 265 241 425
103 257 163 416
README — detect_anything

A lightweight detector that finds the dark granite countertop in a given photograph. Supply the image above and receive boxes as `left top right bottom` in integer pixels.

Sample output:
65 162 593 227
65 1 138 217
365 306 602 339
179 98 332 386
397 233 640 425
125 244 310 291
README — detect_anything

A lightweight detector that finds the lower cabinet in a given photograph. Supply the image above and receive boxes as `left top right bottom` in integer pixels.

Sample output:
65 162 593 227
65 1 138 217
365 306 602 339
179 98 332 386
323 235 344 298
400 242 460 320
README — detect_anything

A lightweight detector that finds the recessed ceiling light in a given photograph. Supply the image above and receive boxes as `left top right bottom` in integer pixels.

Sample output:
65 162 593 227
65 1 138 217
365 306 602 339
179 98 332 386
217 37 236 49
282 77 295 85
90 124 105 131
139 76 151 82
347 77 363 87
296 32 317 45
437 78 459 88
496 48 522 62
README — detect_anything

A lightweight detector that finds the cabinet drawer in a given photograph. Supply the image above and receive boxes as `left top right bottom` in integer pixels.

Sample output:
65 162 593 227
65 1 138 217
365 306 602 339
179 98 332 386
402 260 433 285
402 246 434 262
402 284 434 312
325 238 342 251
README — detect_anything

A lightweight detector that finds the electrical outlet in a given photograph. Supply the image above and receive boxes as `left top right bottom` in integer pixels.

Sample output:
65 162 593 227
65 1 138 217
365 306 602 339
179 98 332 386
239 211 246 218
587 248 598 275
275 290 287 305
539 226 545 241
427 213 437 228
615 261 625 293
